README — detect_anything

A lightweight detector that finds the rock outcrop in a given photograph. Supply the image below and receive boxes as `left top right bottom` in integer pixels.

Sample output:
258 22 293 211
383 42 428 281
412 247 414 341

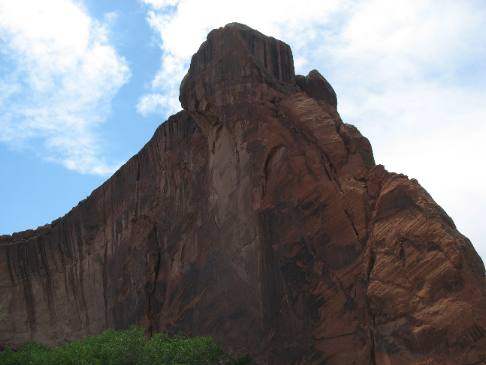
1 23 485 365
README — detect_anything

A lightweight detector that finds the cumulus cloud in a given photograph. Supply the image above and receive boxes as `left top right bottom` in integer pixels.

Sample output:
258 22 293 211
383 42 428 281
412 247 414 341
140 0 486 260
0 0 130 175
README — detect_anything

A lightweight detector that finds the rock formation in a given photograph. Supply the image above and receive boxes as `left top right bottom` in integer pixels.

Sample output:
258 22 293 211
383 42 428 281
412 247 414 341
1 23 485 365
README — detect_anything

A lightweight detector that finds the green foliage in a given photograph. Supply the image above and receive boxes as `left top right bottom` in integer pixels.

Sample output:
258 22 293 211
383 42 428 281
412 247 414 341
0 328 250 365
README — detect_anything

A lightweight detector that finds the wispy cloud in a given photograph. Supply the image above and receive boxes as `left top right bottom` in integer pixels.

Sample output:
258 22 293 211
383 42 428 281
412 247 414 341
0 0 130 175
140 0 486 260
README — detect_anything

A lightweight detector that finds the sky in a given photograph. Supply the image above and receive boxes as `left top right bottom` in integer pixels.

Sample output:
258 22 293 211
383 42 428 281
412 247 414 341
0 0 485 262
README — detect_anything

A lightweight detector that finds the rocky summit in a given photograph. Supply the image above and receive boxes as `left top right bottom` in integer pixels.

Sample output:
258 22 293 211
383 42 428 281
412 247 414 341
1 23 485 365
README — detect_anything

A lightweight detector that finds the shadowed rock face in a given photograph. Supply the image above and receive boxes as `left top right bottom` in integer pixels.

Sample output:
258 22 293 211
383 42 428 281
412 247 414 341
1 23 486 365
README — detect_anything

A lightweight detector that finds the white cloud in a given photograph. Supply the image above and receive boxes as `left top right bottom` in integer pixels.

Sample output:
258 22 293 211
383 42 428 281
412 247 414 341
0 0 130 175
142 0 179 10
140 0 486 261
137 93 178 116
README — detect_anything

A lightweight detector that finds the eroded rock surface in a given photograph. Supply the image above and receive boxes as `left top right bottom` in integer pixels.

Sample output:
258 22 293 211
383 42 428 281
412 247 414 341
1 23 485 365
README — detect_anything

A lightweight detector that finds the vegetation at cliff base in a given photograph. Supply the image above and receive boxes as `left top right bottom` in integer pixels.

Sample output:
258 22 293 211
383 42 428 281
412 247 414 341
0 327 251 365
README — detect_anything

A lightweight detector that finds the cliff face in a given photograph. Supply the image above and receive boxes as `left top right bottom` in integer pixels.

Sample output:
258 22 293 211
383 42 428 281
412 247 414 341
1 23 485 365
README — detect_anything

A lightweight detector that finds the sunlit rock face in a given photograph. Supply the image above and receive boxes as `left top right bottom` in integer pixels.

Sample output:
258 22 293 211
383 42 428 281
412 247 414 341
1 23 485 365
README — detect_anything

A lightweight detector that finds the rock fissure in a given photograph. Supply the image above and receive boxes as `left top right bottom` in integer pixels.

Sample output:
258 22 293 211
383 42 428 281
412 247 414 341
369 314 377 365
102 188 109 327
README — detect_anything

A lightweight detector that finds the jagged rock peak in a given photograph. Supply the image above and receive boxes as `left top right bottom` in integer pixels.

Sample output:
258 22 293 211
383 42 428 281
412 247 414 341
180 23 298 116
296 69 337 108
180 22 341 132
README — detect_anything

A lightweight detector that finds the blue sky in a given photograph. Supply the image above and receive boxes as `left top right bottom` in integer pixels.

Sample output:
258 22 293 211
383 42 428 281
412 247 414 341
1 0 485 262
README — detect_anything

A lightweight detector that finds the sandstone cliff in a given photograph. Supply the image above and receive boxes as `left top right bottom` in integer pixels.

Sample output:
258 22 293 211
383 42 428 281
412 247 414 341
1 23 485 365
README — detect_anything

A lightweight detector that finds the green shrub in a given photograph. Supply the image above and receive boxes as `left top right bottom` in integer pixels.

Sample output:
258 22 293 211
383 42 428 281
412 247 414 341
0 328 250 365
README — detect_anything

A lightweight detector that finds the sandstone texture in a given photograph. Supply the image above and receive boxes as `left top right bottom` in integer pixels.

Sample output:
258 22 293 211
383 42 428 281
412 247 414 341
1 23 485 365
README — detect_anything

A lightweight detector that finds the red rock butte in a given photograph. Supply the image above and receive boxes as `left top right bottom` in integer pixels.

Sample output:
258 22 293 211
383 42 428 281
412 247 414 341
1 23 485 365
